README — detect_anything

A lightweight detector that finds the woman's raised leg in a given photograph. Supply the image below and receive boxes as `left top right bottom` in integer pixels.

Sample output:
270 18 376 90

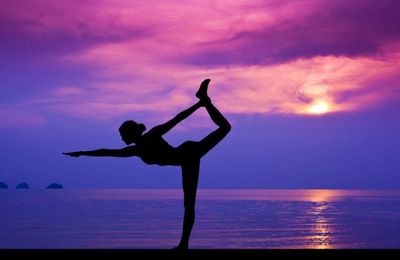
195 79 232 157
198 99 231 157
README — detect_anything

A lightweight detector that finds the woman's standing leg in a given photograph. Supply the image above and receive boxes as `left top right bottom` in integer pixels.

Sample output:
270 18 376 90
176 159 200 249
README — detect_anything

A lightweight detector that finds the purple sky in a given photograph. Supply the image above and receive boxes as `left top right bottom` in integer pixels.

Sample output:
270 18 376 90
1 0 400 188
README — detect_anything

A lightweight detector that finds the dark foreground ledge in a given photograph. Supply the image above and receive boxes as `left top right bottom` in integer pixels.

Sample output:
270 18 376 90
1 249 398 258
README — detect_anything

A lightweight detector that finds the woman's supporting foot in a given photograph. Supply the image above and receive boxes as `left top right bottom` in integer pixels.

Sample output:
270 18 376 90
196 79 210 100
172 244 188 250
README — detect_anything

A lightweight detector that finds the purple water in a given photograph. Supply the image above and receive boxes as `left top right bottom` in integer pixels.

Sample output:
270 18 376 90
1 189 400 249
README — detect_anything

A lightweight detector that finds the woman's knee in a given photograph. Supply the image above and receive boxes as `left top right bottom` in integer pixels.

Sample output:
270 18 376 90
216 124 231 138
184 199 196 210
221 119 231 131
221 124 231 135
185 207 196 217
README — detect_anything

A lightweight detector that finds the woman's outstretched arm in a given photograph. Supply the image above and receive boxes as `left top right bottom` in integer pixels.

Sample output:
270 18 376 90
63 146 137 158
149 101 203 136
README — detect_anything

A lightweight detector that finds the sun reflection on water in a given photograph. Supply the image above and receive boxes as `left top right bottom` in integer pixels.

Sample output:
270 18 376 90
310 202 333 249
301 190 338 249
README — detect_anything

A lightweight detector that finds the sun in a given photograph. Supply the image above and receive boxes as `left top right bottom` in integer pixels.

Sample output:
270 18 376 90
308 101 330 115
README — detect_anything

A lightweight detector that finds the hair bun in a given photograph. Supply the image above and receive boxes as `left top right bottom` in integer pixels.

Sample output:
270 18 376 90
138 123 146 133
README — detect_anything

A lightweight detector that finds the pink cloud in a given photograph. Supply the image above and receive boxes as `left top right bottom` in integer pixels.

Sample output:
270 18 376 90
53 39 400 118
2 0 400 125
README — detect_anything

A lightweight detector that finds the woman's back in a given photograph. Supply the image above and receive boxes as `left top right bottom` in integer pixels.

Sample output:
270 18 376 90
136 131 178 166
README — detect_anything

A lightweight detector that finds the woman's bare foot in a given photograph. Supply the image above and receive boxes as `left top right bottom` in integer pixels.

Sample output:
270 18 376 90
196 79 210 100
172 244 188 250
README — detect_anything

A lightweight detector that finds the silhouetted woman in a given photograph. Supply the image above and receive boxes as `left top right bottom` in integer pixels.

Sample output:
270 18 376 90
63 79 231 249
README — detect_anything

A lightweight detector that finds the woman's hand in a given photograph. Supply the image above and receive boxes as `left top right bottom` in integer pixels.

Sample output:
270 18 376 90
63 151 82 157
198 96 211 107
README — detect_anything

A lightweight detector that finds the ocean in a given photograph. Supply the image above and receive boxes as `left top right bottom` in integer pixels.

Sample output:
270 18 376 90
1 189 400 249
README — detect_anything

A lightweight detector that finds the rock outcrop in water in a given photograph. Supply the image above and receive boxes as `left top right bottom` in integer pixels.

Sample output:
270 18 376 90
46 183 63 189
16 182 30 189
0 182 8 189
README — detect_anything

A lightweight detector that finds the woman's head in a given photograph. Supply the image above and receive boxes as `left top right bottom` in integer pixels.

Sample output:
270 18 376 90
119 120 146 145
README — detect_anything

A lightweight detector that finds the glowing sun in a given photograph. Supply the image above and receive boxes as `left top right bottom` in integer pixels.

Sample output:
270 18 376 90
308 101 330 115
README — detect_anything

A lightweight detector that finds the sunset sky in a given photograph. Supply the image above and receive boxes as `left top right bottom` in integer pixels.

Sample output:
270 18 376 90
1 0 400 188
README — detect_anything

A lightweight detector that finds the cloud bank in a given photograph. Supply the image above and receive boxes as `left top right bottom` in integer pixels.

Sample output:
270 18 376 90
1 0 400 125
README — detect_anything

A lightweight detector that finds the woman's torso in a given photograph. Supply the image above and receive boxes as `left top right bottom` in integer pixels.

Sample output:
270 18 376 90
136 132 180 166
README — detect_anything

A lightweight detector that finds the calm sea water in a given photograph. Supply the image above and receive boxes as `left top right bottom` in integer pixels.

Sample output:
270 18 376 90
1 189 400 249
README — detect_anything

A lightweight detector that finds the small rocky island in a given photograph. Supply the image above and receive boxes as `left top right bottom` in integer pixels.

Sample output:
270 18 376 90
16 182 30 189
0 182 8 189
46 183 63 189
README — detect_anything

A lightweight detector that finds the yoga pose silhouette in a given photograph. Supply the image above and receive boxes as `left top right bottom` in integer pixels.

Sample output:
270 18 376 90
63 79 231 249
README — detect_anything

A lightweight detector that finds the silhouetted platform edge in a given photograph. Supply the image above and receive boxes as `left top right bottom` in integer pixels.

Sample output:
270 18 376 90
0 249 398 259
